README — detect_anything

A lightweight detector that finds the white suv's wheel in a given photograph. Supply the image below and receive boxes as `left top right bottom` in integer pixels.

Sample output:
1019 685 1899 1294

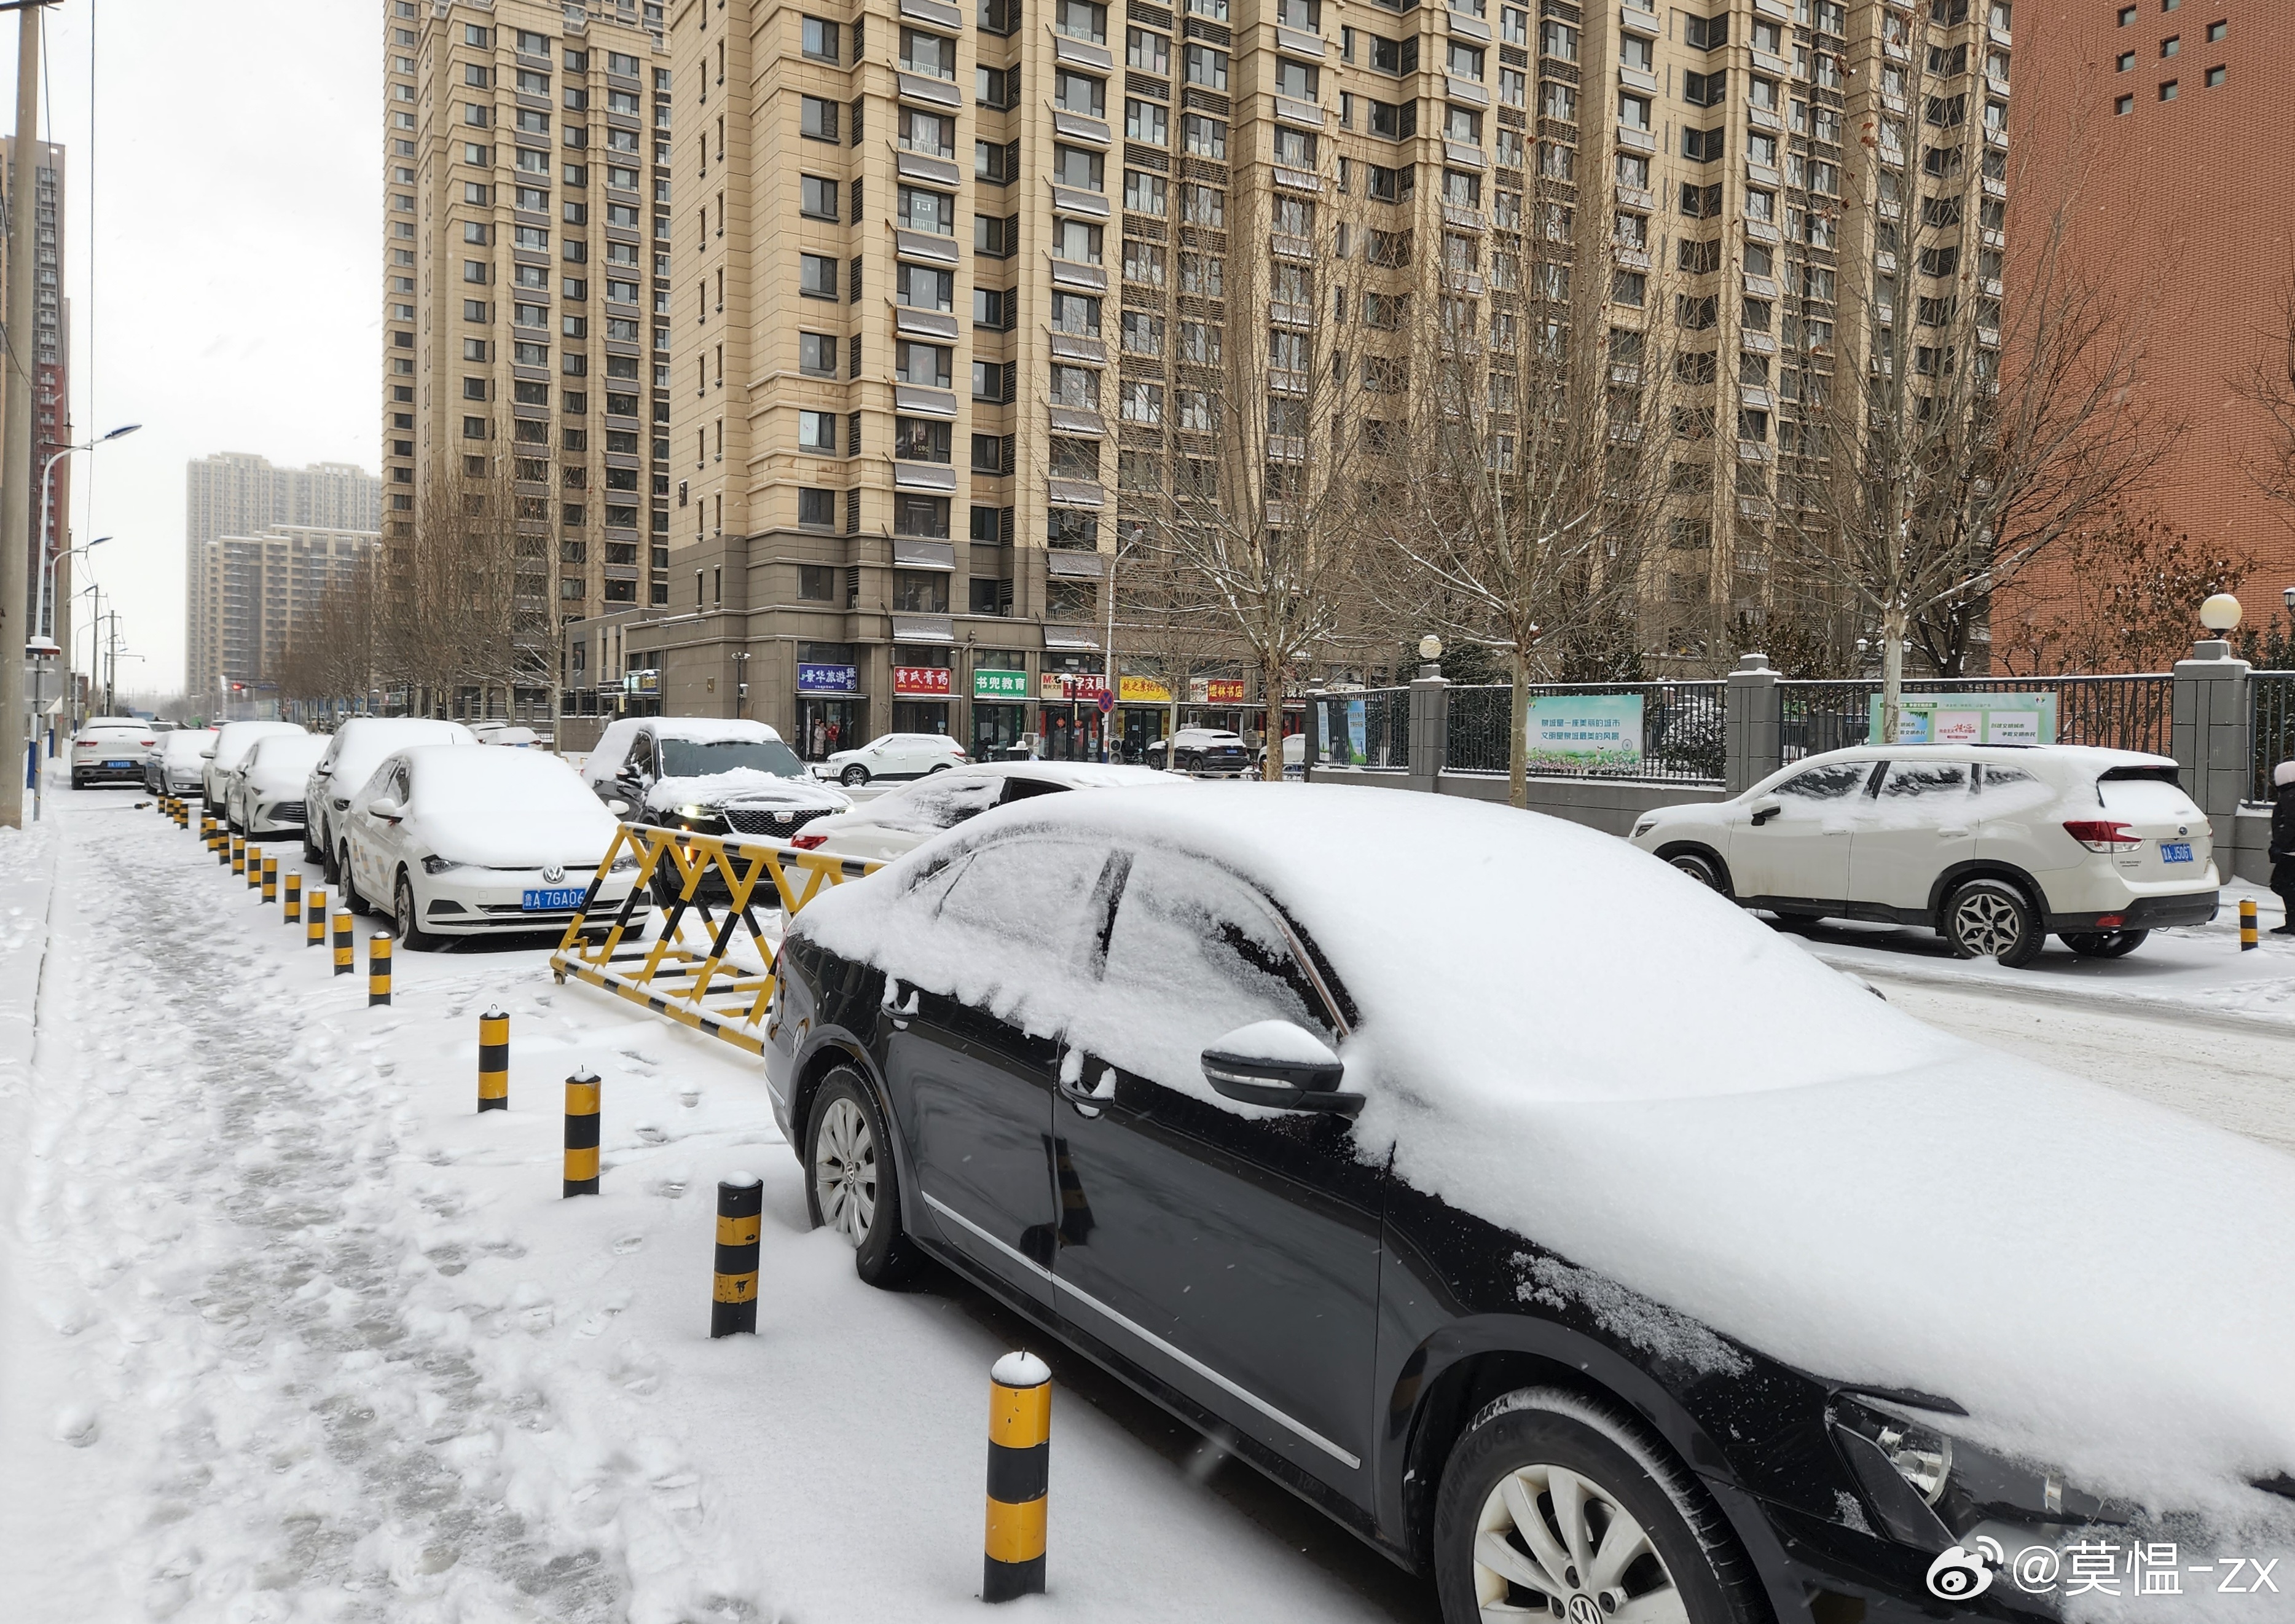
1942 877 2044 968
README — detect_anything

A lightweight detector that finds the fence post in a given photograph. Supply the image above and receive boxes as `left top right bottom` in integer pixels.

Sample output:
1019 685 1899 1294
1408 665 1450 793
2171 638 2251 858
1304 688 1325 773
1725 654 1783 795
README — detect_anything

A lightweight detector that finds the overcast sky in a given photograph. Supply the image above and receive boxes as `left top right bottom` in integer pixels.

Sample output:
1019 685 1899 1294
22 2 377 696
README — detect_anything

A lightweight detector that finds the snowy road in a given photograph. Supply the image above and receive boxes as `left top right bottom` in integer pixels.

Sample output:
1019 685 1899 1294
4 788 2292 1623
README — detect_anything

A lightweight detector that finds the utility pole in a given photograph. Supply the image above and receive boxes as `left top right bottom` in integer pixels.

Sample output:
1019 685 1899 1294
0 3 46 823
104 613 117 715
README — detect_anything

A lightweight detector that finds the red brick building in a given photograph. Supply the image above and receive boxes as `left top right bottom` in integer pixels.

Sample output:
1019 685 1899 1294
1997 0 2289 666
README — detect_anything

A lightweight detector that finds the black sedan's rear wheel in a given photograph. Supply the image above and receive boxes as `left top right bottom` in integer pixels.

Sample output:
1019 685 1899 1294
1435 1388 1764 1624
2060 928 2149 959
802 1069 916 1286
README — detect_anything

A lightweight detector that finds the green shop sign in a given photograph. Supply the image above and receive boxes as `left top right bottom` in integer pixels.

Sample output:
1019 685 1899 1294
973 667 1029 700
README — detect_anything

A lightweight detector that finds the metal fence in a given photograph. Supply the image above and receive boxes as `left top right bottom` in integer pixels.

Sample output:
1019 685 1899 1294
2253 672 2295 801
1779 674 2174 764
1446 681 1729 783
1314 687 1411 770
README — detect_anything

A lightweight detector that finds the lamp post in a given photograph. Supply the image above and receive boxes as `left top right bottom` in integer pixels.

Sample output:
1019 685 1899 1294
42 533 106 662
36 425 139 640
2199 592 2242 648
1418 633 1443 680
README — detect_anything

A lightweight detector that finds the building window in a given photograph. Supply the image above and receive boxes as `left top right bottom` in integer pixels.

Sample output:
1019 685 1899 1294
2157 79 2176 100
798 494 837 532
2207 19 2226 41
799 410 839 452
800 253 839 298
801 175 839 219
893 495 951 538
802 17 841 61
801 96 840 141
2114 92 2134 114
2204 65 2225 87
2116 50 2134 71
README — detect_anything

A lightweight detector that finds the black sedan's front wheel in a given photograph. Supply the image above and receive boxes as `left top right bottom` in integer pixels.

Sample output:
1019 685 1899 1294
1435 1388 1765 1624
802 1069 916 1286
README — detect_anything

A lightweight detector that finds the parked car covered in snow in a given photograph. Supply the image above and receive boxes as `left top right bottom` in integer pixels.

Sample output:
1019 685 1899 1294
766 785 2295 1624
807 731 966 787
142 728 217 798
69 716 157 790
304 717 479 878
1629 743 2220 967
224 732 330 839
203 720 305 815
584 717 849 842
341 745 639 948
792 761 1182 863
1160 726 1252 775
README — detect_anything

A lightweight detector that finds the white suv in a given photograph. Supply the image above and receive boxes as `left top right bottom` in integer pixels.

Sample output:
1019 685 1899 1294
1629 744 2219 967
808 731 966 787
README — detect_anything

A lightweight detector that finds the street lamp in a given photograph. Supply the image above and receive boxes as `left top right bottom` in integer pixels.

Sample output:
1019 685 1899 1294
1418 634 1443 680
2281 584 2294 621
37 423 139 638
42 533 106 652
2199 592 2243 637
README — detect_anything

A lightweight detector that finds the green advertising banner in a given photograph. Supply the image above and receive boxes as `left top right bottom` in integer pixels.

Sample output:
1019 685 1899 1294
1869 692 2056 747
1524 694 1644 772
973 668 1029 700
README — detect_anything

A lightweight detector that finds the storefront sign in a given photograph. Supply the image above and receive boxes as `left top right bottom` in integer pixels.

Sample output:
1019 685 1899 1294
1117 675 1172 704
1872 692 2057 747
1190 677 1248 705
1040 672 1108 703
621 668 659 696
893 665 952 697
973 667 1029 700
1524 694 1645 772
796 662 858 695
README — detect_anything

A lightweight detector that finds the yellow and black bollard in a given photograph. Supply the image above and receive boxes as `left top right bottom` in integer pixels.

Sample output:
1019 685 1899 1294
563 1069 601 1196
478 1008 509 1112
202 815 217 852
283 870 302 925
230 835 246 879
222 831 237 870
332 911 354 976
710 1175 763 1337
247 845 264 892
983 1352 1051 1601
306 889 328 947
2242 897 2259 951
261 855 278 905
368 933 393 1006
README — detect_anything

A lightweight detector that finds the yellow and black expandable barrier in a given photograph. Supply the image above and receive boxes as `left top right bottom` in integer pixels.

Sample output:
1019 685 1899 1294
305 889 328 947
332 911 353 976
261 855 278 904
283 871 302 924
710 1174 763 1337
226 833 241 872
983 1352 1052 1601
563 1068 601 1196
549 824 883 1060
478 1007 509 1112
368 933 393 1006
2242 897 2258 950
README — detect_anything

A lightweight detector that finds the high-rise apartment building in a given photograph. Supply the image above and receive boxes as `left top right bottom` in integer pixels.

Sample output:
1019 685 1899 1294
2 138 73 653
185 453 382 696
193 526 382 713
615 0 2006 749
1998 0 2277 664
382 0 676 691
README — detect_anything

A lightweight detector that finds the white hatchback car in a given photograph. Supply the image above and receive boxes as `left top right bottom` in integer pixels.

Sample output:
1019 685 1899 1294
204 720 305 814
1629 744 2219 967
69 716 157 788
809 731 967 787
226 733 331 839
794 761 1184 861
305 717 479 876
342 745 639 949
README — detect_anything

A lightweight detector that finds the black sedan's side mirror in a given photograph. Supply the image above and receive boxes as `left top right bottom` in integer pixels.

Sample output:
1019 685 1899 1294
1201 1022 1361 1116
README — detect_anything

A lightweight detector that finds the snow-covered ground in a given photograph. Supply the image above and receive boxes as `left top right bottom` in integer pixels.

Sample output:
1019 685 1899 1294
0 787 1426 1623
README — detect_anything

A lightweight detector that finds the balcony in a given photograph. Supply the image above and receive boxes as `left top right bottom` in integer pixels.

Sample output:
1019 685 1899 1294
1270 232 1313 260
1273 95 1325 127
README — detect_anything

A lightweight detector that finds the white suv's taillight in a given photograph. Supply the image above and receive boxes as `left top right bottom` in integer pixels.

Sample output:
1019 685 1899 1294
2063 820 2142 853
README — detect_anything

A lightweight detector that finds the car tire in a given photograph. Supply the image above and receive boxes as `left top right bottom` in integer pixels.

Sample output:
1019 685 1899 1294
840 765 869 787
802 1067 917 1287
1661 847 1732 896
393 874 436 952
69 772 83 789
321 836 340 885
2061 928 2149 959
1433 1387 1765 1624
1942 876 2044 968
342 847 373 916
928 761 952 774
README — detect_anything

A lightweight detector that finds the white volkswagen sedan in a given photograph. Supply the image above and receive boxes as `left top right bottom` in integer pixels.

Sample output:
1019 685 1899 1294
1628 743 2220 967
305 716 478 876
226 732 331 840
808 731 966 787
341 745 641 949
794 761 1183 862
204 720 305 815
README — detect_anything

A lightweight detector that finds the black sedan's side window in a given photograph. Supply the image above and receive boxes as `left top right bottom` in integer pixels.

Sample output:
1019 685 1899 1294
1099 852 1336 1051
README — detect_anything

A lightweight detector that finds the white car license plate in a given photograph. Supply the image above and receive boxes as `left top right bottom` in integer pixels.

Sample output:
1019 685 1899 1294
104 759 131 768
2160 841 2193 863
523 887 586 911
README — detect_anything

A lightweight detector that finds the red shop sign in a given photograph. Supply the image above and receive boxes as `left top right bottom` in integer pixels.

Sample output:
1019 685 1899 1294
893 665 952 697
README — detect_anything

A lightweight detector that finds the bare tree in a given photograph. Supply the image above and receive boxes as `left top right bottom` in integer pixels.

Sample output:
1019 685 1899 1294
388 437 555 721
1773 4 2176 738
1995 506 2250 675
2238 275 2295 551
1376 148 1668 807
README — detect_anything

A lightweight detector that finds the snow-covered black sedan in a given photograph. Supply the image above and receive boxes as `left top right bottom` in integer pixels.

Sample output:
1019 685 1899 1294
764 786 2295 1624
